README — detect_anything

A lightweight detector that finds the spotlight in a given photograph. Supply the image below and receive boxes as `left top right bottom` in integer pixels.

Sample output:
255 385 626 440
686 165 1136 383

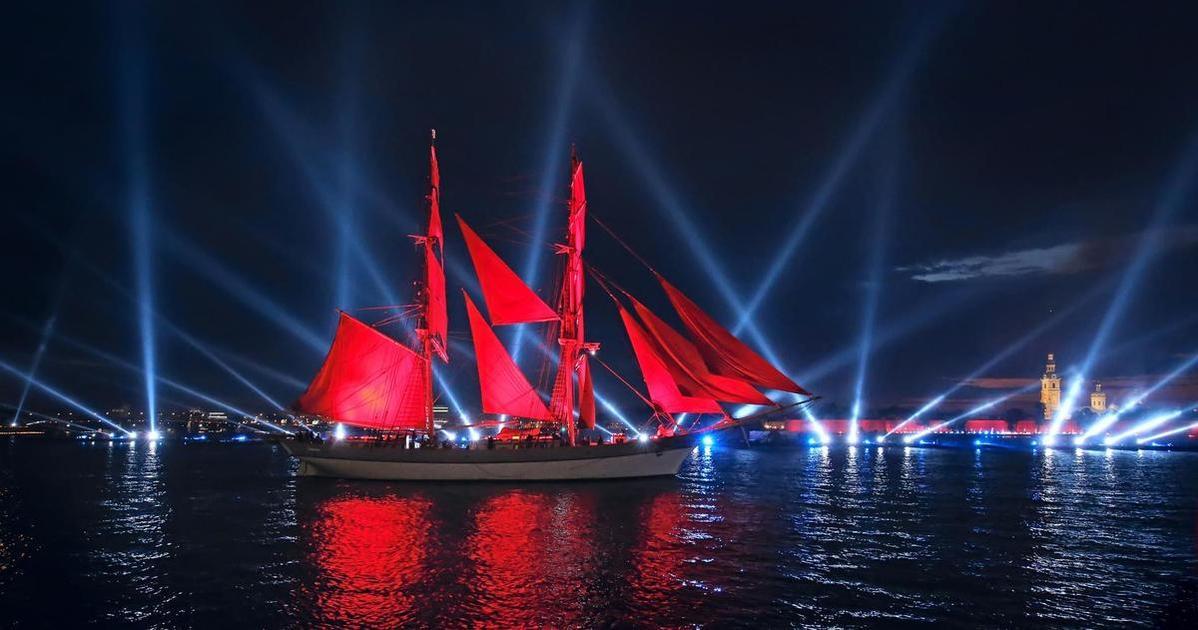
1047 141 1198 443
510 10 586 363
701 435 714 447
0 359 134 436
333 423 346 441
886 394 945 438
147 430 161 441
638 433 650 444
1106 410 1183 445
1138 420 1198 444
877 436 886 444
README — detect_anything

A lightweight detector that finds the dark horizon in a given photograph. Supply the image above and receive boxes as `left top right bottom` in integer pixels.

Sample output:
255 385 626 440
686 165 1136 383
3 1 1198 422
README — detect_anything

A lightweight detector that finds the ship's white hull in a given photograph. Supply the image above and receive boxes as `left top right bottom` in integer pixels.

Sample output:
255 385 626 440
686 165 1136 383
282 439 696 481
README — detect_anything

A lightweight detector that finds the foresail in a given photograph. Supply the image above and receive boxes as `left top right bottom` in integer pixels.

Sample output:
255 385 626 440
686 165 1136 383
629 296 773 405
463 291 553 420
657 274 810 395
425 245 448 362
617 304 723 415
456 214 558 326
297 312 429 430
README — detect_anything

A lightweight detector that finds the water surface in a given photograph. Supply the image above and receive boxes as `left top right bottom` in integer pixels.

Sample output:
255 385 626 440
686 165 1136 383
1 441 1196 627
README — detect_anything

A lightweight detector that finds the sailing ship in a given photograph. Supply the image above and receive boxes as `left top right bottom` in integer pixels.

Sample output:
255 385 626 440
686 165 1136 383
280 132 812 481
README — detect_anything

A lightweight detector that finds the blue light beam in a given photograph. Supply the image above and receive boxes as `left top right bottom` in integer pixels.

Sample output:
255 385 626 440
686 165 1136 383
118 11 158 436
9 314 55 427
849 158 894 444
904 382 1040 443
1105 410 1183 446
0 359 133 436
1048 140 1198 443
510 7 587 364
733 13 947 331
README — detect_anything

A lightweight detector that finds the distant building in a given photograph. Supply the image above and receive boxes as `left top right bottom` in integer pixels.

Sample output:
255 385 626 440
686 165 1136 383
1090 382 1107 413
1040 353 1061 420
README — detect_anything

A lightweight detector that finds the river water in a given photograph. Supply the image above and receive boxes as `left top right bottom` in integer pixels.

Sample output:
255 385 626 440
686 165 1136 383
1 440 1195 628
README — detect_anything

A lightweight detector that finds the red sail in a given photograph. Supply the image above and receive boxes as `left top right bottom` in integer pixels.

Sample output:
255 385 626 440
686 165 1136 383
427 144 443 256
568 158 587 257
578 355 596 429
550 155 590 439
297 312 428 429
456 214 558 326
617 305 723 415
463 291 553 420
425 245 448 362
629 296 772 405
658 275 810 395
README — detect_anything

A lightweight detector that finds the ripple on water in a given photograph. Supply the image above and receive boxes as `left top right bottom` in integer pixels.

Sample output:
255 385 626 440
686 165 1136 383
1 441 1197 627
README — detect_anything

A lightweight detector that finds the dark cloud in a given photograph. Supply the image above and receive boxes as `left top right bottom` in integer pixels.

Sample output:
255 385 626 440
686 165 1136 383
901 226 1198 283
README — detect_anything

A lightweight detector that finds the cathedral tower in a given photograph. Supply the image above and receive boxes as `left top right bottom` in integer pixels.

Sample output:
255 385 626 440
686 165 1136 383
1040 353 1061 420
1090 382 1107 413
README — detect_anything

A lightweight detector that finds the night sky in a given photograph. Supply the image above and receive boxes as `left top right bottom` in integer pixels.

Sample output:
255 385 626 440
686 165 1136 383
3 1 1198 422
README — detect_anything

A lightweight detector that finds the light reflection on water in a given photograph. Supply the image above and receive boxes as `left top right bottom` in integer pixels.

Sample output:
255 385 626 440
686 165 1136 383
1 440 1196 627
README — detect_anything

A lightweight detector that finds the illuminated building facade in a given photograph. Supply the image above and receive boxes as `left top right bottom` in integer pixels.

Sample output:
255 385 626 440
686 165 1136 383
1040 353 1061 420
1090 382 1107 413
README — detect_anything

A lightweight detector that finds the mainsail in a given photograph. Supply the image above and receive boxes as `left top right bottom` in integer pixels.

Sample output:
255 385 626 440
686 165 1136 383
456 214 558 326
297 312 429 430
463 291 553 420
657 275 810 395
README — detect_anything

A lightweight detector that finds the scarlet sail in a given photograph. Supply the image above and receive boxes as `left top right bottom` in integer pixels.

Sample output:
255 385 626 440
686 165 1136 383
549 155 591 443
658 275 810 395
427 143 443 256
617 305 723 415
629 296 772 405
578 355 596 429
425 245 448 362
297 312 429 429
456 214 558 326
463 291 553 420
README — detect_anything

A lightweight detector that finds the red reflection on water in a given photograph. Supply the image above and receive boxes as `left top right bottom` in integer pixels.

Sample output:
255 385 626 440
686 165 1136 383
463 491 597 626
311 495 432 625
466 491 553 619
629 491 687 608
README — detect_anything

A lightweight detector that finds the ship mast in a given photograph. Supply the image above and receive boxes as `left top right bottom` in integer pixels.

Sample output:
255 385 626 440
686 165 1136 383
419 129 445 442
552 148 596 445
